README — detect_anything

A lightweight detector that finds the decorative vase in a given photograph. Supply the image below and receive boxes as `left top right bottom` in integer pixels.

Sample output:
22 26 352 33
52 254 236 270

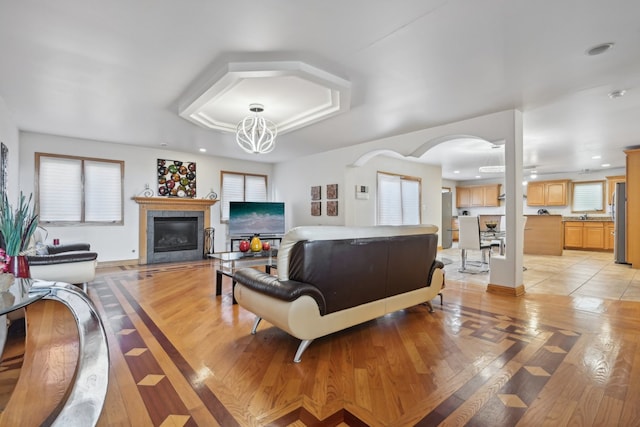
250 234 262 252
8 255 30 279
239 240 250 252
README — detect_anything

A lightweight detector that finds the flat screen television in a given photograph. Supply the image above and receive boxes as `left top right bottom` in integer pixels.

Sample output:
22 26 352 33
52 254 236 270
228 201 285 236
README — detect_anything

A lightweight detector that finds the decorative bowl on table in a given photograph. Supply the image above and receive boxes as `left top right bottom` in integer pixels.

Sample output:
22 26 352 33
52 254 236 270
485 222 498 231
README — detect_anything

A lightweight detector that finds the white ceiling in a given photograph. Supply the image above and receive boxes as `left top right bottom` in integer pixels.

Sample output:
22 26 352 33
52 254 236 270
1 1 639 181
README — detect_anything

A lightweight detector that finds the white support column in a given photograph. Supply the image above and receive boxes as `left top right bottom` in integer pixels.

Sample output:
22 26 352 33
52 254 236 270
488 110 525 295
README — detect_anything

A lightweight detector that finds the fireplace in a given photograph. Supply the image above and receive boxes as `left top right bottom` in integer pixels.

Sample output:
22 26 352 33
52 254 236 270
146 210 204 264
133 197 217 265
153 217 198 253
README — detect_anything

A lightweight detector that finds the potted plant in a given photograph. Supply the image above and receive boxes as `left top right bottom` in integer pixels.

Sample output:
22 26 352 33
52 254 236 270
0 192 39 278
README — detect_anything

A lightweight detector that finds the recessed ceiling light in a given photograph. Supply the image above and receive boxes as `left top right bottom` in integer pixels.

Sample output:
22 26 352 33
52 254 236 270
199 148 207 152
602 163 610 167
608 89 626 99
475 175 481 179
453 170 460 174
586 42 614 56
591 155 601 159
530 174 538 179
530 170 538 174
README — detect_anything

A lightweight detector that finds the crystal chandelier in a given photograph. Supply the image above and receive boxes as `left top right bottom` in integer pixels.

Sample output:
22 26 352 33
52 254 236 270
236 104 277 154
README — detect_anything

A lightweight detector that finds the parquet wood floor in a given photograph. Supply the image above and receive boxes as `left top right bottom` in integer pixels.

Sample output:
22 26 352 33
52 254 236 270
2 252 640 426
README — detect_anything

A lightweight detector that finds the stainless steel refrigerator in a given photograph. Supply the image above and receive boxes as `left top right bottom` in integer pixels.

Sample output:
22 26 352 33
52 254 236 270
613 182 628 264
442 192 453 249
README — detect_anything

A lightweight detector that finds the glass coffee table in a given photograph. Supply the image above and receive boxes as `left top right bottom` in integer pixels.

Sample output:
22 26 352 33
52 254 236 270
208 249 277 304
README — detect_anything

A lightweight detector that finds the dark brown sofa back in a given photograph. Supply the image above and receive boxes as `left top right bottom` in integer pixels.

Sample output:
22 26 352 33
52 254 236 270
287 234 438 314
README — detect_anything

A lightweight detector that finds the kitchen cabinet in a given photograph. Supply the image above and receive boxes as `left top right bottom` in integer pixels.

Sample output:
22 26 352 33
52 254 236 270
563 220 612 251
471 186 485 206
605 222 615 250
524 215 563 256
564 222 584 248
626 148 640 268
583 222 605 249
527 180 569 206
456 184 500 208
452 217 459 241
606 175 625 206
456 187 470 208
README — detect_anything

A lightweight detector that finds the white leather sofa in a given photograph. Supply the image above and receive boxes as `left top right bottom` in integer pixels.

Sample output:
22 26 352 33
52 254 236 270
233 225 444 362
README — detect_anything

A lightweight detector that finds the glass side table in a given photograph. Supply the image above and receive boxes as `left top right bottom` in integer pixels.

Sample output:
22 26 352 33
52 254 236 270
208 249 278 304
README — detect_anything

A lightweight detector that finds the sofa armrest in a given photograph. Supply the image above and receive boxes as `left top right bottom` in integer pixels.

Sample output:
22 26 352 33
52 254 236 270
428 260 445 287
233 268 327 315
28 251 98 266
47 243 91 254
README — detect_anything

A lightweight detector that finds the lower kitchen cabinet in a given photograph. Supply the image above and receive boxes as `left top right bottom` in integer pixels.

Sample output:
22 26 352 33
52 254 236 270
452 217 459 242
605 222 615 250
564 222 584 248
564 220 612 251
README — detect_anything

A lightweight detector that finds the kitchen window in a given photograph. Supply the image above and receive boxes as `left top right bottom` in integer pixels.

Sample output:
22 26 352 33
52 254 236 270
36 153 124 224
571 180 605 213
377 172 421 225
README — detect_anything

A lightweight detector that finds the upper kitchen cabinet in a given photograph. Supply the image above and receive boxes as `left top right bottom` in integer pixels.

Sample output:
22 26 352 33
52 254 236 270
456 184 500 208
456 186 471 208
526 180 568 206
606 175 625 206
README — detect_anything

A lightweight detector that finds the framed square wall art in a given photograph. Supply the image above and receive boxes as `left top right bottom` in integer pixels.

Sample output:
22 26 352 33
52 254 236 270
311 201 321 216
327 183 338 199
157 158 196 197
327 201 338 216
311 185 321 201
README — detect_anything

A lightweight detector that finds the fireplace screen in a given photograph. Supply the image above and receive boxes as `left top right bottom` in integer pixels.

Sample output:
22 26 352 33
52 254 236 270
153 217 199 252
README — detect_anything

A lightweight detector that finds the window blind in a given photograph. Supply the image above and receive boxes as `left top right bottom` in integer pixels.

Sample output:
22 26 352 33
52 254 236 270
37 154 123 224
377 172 421 225
401 179 420 225
85 160 122 222
573 181 604 212
221 172 268 220
39 157 83 222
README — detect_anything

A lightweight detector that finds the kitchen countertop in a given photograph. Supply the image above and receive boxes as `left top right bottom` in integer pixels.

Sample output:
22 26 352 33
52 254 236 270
562 216 613 222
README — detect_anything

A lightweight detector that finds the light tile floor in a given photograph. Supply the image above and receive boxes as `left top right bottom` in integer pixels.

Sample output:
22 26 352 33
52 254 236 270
438 245 640 301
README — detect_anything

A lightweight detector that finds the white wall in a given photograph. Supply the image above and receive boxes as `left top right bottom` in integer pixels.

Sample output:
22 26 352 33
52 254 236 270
346 156 441 228
272 148 347 228
0 96 19 199
18 131 273 262
273 142 443 240
274 110 520 241
273 144 443 229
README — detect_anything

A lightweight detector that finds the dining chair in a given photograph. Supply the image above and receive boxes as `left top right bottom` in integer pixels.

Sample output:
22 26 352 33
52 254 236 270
490 215 507 253
458 216 491 273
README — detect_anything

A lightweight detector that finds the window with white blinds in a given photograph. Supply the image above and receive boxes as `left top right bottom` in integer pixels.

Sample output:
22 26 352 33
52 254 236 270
220 171 268 220
36 153 123 224
572 181 604 212
376 172 421 225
